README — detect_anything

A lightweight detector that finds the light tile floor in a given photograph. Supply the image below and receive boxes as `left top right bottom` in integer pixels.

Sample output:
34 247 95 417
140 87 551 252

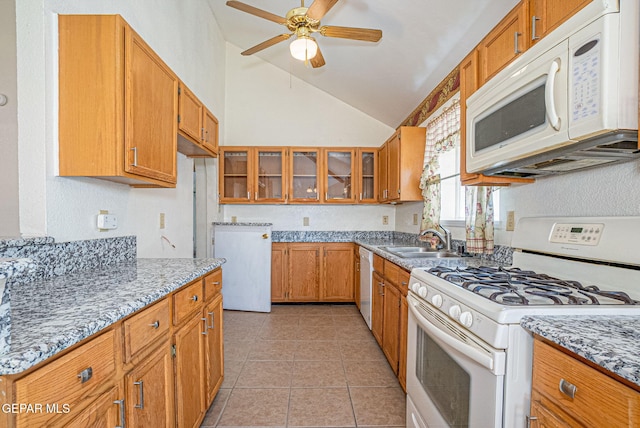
200 303 406 428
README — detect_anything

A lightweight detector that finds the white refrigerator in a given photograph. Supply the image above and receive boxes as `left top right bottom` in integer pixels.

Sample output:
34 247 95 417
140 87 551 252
213 223 272 312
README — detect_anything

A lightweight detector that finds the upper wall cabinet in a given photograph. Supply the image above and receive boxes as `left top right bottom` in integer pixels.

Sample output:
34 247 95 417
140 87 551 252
324 149 356 203
529 0 592 44
59 15 178 187
289 148 322 203
379 127 426 203
357 148 378 203
177 83 218 158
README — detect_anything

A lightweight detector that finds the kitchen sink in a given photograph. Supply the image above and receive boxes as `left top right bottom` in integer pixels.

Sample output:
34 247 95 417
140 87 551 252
379 246 461 259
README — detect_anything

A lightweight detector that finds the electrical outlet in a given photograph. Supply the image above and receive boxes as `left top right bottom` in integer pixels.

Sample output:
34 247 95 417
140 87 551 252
231 216 237 223
382 215 389 225
506 211 516 231
303 217 310 226
413 213 419 225
159 213 165 229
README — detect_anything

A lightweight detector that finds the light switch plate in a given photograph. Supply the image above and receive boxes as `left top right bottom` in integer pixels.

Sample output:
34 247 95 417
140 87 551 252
506 211 515 231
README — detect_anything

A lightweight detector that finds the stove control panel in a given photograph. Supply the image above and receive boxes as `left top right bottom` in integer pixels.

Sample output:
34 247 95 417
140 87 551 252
550 222 604 246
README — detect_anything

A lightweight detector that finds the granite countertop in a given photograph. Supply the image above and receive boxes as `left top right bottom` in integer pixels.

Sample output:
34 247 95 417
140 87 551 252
522 316 640 389
1 258 225 375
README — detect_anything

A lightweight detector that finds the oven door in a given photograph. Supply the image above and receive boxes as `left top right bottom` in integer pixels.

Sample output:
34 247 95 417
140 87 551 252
406 294 506 428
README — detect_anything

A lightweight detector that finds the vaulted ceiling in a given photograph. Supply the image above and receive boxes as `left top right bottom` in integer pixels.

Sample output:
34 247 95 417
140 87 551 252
208 0 519 128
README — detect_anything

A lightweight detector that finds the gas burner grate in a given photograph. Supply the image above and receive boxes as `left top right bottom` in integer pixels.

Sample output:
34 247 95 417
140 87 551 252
427 266 640 306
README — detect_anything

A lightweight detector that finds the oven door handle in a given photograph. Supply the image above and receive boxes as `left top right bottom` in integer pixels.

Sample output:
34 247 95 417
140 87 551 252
409 299 496 371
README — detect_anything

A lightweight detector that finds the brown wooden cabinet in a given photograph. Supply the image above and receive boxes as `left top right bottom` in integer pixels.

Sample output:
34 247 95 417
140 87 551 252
125 345 174 427
219 147 252 203
378 127 426 203
357 148 378 203
322 243 355 301
478 1 530 84
382 281 401 375
58 15 178 187
354 246 361 310
529 339 640 427
371 270 385 346
272 243 355 303
173 314 207 428
204 293 224 405
529 0 592 44
65 385 124 428
256 147 287 203
323 149 356 203
398 295 409 392
289 148 322 203
177 83 218 158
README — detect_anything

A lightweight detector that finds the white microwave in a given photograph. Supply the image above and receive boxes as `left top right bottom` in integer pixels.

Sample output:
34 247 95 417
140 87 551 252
466 0 639 178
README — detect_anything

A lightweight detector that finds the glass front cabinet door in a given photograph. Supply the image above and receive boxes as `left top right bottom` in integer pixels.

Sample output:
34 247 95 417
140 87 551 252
289 148 321 203
255 148 287 203
219 147 252 203
324 149 356 203
357 148 378 203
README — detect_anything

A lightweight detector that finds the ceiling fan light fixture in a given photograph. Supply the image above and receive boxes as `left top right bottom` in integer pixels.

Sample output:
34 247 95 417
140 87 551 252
289 35 318 61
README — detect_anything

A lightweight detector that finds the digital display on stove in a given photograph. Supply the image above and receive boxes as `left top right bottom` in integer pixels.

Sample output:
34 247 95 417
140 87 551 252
570 227 583 233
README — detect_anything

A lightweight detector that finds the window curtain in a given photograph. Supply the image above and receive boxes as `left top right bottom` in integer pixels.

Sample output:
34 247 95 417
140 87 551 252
465 186 494 254
419 99 460 234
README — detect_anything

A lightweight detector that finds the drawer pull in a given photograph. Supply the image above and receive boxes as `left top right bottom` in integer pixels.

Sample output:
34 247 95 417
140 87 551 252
201 317 208 335
192 295 199 302
149 320 160 329
114 399 126 428
559 378 577 399
77 367 93 383
134 380 145 409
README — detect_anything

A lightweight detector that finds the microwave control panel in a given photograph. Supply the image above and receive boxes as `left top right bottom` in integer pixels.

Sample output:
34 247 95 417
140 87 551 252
571 37 601 124
550 223 604 246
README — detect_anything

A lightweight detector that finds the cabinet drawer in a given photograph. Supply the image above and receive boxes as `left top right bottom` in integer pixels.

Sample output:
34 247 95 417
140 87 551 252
124 298 170 361
373 254 384 274
173 280 204 325
398 269 410 296
15 330 116 426
204 269 222 301
383 261 401 286
532 340 640 427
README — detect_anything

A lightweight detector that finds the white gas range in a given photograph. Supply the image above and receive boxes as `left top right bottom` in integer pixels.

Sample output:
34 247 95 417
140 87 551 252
406 216 640 428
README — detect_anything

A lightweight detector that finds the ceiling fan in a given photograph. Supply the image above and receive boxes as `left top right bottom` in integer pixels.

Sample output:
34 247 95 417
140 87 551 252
226 0 382 68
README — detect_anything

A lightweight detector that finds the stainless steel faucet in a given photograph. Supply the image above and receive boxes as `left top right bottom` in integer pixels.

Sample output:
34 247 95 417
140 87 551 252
420 225 452 251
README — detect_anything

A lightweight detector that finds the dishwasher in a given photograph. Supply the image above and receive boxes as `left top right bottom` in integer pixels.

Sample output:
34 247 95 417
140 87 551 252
358 246 373 329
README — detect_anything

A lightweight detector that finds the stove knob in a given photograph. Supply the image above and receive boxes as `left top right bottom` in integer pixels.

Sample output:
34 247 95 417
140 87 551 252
431 294 443 308
449 305 462 319
418 286 428 298
459 311 473 327
411 282 421 293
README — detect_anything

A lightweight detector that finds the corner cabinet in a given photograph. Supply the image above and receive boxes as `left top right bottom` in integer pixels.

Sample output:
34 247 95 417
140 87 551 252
177 83 218 158
59 15 178 187
379 127 426 203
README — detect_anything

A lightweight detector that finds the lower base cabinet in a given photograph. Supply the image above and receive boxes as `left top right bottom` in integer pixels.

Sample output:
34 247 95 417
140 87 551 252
126 346 174 427
271 242 355 302
0 268 224 428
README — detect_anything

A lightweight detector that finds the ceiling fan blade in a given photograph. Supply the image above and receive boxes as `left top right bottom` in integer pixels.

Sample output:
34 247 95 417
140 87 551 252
241 34 292 56
226 1 287 25
320 25 382 42
311 45 326 68
306 0 339 21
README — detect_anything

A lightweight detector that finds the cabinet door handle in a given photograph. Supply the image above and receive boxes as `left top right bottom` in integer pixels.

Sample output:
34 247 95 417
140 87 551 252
526 415 538 428
134 380 144 409
247 191 250 200
514 31 521 54
77 367 93 383
531 15 540 40
130 147 138 167
208 311 215 329
114 399 126 428
559 378 577 398
201 317 208 335
149 320 160 329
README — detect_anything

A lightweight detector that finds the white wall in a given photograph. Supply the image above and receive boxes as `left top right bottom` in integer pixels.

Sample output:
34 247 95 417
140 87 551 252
497 160 640 245
222 42 395 229
15 0 225 257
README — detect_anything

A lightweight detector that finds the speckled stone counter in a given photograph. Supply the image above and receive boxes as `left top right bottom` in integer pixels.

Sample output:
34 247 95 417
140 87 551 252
0 258 225 375
522 316 640 388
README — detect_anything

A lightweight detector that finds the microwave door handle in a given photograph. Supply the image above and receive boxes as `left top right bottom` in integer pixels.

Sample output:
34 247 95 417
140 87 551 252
545 59 561 131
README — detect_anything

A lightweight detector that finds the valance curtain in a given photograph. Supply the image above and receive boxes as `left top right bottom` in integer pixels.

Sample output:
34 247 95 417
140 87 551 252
419 99 460 234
